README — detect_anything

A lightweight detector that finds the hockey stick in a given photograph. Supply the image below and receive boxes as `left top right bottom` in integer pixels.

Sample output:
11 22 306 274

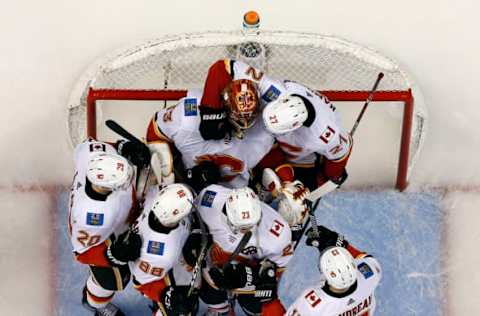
187 203 210 297
105 119 151 242
350 72 384 137
304 72 384 204
105 119 144 145
223 230 253 313
105 119 152 196
223 230 253 270
294 73 385 249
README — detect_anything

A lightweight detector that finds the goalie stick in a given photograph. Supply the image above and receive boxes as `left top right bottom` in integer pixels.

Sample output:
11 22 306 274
295 72 385 249
105 119 144 145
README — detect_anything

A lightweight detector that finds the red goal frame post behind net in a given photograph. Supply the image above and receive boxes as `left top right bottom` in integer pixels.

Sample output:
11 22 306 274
85 88 414 191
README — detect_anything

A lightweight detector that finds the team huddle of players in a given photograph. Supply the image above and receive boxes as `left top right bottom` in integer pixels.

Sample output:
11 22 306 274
68 59 382 316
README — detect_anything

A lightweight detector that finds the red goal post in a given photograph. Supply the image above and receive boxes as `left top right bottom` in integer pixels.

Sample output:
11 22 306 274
85 88 414 191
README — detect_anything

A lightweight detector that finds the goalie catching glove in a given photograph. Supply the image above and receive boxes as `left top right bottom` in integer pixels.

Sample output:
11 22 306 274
106 230 142 266
305 225 348 253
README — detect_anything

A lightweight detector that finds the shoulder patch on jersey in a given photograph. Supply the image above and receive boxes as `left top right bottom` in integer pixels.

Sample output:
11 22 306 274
319 126 336 144
147 240 165 256
269 219 285 237
86 212 104 226
358 262 374 279
304 289 322 308
201 190 217 207
261 85 281 103
184 98 198 116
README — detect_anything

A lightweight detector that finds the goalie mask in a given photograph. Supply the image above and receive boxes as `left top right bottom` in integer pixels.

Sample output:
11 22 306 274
223 79 260 134
319 246 357 290
87 153 134 191
225 187 262 233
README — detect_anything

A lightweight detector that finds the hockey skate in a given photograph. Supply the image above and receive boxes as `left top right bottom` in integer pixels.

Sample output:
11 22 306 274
82 288 125 316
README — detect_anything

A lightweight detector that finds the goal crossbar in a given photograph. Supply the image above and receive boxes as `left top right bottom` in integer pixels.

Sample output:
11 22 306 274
86 87 414 191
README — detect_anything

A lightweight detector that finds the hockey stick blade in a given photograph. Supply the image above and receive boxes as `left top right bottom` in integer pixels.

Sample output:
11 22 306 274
105 119 143 144
305 180 338 203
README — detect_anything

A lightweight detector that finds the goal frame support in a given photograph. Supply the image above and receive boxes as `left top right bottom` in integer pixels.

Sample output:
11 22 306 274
86 87 414 191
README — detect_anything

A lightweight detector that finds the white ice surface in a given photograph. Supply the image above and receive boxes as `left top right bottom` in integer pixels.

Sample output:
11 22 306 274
443 192 480 315
0 190 51 315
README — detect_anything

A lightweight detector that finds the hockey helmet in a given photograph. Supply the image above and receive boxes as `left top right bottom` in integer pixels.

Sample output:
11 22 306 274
150 183 194 227
87 153 134 191
277 181 310 227
263 95 308 135
225 187 262 232
319 246 357 290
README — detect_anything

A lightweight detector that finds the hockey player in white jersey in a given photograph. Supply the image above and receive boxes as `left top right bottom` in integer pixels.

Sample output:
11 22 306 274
68 139 143 316
198 58 287 140
129 183 199 316
281 225 382 316
261 80 353 190
190 185 293 315
145 87 275 190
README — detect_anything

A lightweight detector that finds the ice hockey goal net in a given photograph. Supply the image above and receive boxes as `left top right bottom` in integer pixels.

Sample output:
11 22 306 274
67 30 427 191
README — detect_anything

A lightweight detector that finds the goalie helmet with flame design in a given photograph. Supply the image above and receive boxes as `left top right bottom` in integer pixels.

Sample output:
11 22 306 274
222 79 260 135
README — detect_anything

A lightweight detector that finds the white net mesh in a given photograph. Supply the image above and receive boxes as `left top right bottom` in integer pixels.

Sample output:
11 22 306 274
67 30 427 186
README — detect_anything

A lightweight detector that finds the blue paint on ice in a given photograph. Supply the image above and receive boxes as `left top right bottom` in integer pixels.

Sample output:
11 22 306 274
55 190 445 315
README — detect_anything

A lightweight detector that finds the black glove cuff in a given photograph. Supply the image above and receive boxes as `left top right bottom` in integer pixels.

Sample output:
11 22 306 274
106 246 128 266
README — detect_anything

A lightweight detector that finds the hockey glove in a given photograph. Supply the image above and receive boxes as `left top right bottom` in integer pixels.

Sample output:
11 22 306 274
185 161 221 193
199 107 229 140
305 225 348 253
162 285 199 316
117 140 151 168
253 260 278 302
208 263 253 290
182 231 213 267
106 231 142 266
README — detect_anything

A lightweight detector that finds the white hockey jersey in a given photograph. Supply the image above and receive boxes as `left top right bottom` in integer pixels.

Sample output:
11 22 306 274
275 81 352 166
197 184 293 283
286 256 382 316
151 89 275 188
129 186 191 285
225 59 288 105
68 139 134 254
